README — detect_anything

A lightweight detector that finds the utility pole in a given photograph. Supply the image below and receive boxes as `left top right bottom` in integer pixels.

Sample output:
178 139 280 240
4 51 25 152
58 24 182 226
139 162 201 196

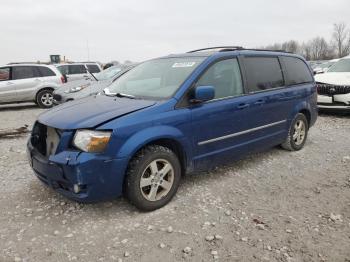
87 39 90 61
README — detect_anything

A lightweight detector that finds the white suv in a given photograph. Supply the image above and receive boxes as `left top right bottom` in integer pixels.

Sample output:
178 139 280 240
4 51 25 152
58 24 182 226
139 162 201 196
316 56 350 110
55 63 102 82
0 64 64 108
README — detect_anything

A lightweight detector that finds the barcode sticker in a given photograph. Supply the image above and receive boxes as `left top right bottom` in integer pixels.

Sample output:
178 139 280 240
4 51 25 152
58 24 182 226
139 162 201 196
172 62 196 68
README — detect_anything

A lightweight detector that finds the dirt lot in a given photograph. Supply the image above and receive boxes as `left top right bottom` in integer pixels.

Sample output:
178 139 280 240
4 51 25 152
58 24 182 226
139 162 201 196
0 104 349 262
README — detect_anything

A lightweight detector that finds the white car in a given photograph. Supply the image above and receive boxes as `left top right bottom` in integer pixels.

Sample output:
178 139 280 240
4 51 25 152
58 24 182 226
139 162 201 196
55 63 102 82
0 64 64 108
316 56 350 110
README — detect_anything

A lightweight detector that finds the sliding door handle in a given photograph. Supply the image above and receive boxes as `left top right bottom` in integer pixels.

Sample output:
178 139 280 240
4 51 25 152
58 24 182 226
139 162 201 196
254 99 266 105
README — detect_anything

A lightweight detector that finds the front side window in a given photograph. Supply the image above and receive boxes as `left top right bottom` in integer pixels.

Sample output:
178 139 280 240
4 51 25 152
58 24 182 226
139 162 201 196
327 59 350 72
12 66 39 80
86 64 101 73
107 57 205 99
196 58 243 99
282 56 313 85
244 56 284 92
0 67 10 81
69 65 86 74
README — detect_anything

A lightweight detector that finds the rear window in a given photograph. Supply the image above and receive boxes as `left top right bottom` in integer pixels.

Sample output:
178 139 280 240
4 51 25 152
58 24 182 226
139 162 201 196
37 66 56 77
282 56 313 85
244 56 284 92
86 64 101 73
69 64 86 74
12 66 40 80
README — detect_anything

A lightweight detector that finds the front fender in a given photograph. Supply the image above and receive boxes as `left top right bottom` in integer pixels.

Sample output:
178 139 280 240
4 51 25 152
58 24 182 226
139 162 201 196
116 125 192 165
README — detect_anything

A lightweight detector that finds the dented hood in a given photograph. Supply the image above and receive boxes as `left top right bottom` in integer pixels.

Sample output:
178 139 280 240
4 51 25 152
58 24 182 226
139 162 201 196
38 95 156 129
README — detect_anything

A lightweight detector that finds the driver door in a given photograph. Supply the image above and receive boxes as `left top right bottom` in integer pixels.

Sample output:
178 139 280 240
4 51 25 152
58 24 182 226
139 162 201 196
190 58 255 169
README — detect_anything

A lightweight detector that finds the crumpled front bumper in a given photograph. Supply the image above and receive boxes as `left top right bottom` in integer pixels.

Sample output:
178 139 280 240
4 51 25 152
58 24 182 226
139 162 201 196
27 140 128 202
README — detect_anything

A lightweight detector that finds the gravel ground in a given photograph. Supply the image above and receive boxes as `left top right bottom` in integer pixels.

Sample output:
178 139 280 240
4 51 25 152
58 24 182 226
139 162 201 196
0 103 349 262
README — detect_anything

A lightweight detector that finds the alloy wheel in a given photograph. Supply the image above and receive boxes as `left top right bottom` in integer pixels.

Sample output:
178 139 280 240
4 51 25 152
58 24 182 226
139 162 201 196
41 92 53 106
293 120 306 146
139 159 174 202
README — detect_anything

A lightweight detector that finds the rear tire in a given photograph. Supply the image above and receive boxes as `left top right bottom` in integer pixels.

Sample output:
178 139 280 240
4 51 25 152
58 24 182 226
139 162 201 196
125 145 181 211
36 89 54 108
281 113 309 151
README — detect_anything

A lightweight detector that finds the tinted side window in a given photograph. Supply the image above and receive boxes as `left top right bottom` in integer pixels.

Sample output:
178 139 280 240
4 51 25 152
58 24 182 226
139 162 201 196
196 58 243 99
69 65 86 74
86 64 100 73
282 56 313 85
12 66 40 80
244 57 284 92
37 66 56 77
0 67 10 81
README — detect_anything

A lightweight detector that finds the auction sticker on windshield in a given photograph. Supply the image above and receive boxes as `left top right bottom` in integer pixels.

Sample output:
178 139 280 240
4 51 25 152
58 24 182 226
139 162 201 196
172 62 197 68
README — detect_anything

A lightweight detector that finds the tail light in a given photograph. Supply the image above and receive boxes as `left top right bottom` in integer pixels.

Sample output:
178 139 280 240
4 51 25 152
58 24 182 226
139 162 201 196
60 75 66 84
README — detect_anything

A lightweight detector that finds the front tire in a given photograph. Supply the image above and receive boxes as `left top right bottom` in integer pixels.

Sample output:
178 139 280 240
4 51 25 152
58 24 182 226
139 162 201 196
125 145 181 211
36 89 54 108
281 113 309 151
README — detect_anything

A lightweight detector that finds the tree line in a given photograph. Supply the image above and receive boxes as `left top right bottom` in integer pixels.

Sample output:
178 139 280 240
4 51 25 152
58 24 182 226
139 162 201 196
260 22 350 61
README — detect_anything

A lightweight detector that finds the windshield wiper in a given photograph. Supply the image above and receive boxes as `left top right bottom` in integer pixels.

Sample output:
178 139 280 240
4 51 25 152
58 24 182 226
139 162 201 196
103 89 136 99
115 92 136 99
86 68 99 81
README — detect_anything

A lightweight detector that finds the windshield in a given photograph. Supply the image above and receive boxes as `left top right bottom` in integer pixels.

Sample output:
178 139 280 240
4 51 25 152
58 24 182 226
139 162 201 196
327 59 350 72
317 62 331 69
96 66 123 80
106 57 205 99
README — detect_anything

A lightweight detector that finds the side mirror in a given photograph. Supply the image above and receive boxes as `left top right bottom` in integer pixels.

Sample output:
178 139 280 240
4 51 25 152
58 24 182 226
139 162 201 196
191 86 215 103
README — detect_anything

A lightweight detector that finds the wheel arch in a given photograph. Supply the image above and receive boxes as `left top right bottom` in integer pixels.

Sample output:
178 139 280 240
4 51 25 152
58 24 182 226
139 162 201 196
35 87 54 101
141 138 187 176
116 126 192 175
289 101 313 128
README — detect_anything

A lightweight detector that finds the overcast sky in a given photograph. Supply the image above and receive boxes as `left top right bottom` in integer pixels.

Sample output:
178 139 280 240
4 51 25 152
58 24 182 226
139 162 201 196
0 0 349 64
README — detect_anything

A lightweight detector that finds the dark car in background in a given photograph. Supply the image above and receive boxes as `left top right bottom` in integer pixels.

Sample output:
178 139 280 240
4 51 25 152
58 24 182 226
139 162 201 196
27 47 317 211
53 65 135 104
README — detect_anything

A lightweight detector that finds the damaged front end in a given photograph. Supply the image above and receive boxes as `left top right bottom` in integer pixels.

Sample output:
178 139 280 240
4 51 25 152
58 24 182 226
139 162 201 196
316 82 350 110
27 121 127 202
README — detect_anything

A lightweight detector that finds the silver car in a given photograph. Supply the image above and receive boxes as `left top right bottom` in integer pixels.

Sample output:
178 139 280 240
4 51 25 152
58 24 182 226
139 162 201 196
55 63 102 82
53 65 134 104
0 64 64 108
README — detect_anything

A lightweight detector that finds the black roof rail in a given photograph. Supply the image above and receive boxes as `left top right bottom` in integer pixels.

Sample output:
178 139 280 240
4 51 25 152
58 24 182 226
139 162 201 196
187 46 291 54
187 46 244 53
243 48 291 53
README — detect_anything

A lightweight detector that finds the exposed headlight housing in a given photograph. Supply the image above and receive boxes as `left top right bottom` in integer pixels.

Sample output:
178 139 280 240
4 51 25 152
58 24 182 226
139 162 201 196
73 130 112 153
66 83 90 93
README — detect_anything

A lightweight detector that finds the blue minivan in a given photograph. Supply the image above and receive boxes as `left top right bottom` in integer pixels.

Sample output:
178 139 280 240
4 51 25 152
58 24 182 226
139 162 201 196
27 47 317 211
